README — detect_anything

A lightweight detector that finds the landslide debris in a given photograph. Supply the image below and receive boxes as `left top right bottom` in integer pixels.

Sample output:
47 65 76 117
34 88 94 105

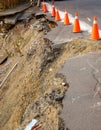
0 12 68 130
0 7 101 130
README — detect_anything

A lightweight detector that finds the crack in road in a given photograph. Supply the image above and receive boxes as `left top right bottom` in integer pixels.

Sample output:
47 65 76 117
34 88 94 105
87 59 101 98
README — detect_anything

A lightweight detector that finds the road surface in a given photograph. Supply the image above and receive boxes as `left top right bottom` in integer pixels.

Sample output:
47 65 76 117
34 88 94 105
59 52 101 130
54 0 101 29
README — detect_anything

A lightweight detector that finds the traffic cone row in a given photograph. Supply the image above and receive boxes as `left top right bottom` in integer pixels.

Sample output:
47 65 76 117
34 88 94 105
41 2 100 40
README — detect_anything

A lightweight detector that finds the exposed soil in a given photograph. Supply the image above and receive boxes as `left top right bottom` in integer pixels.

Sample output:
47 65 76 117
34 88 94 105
0 7 101 130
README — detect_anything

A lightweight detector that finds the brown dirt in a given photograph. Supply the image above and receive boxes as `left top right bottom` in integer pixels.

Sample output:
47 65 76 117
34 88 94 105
0 10 101 130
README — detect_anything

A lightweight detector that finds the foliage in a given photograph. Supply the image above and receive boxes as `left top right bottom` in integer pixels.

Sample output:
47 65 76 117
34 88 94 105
0 0 27 9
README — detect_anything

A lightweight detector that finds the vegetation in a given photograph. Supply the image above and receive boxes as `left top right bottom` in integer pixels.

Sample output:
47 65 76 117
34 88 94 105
0 0 27 9
0 0 42 10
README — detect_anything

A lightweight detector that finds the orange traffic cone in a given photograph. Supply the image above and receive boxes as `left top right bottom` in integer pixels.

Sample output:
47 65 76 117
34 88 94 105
55 8 61 21
43 3 48 13
64 9 70 25
91 16 100 40
73 12 81 33
51 5 56 17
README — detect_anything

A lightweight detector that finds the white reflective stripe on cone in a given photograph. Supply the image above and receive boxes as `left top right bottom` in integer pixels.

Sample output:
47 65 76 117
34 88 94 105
75 16 78 19
93 20 97 24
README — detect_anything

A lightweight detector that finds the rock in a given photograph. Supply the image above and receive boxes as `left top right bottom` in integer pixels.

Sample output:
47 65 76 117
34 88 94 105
4 13 22 24
36 26 43 32
61 82 66 86
49 68 52 72
49 92 55 100
18 12 33 22
54 95 64 102
35 13 46 19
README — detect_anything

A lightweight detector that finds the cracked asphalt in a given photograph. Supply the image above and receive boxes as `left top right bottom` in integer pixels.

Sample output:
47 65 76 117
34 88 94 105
59 52 101 130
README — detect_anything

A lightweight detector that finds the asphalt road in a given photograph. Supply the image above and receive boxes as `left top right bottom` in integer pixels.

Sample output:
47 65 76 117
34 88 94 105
59 52 101 130
54 0 101 29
